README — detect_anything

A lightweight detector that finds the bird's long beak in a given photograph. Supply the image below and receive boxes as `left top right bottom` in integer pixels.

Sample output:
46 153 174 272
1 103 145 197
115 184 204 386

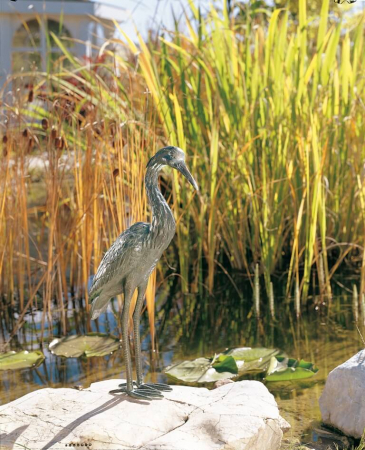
175 161 199 191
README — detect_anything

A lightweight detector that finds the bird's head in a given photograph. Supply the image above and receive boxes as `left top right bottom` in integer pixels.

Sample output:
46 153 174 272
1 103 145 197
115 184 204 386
147 146 199 191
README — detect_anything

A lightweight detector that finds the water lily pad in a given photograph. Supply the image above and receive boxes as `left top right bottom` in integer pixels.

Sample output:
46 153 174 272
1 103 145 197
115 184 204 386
0 350 45 371
212 354 238 374
265 356 319 381
223 347 280 373
165 347 279 383
165 347 317 385
165 357 236 383
49 333 121 358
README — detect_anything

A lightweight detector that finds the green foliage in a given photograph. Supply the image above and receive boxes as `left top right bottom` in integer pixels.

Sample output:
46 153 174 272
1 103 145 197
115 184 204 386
165 347 317 383
117 0 365 303
166 347 279 383
222 347 280 371
274 0 328 16
212 354 238 374
1 0 365 338
266 356 319 381
165 357 236 383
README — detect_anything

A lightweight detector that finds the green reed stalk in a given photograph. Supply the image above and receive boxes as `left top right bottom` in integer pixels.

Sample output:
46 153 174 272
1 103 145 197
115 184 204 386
254 264 260 318
353 285 359 323
361 293 365 326
1 0 365 341
295 279 301 319
269 282 275 319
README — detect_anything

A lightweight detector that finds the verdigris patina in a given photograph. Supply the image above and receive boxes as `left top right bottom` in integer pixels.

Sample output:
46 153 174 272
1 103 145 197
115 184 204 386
89 147 198 400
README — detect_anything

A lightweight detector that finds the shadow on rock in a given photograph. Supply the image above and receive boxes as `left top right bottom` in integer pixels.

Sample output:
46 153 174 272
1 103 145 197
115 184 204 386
0 425 29 449
42 394 148 450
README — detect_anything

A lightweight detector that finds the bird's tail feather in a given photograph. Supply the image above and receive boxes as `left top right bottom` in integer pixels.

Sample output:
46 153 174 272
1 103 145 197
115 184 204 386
90 296 110 320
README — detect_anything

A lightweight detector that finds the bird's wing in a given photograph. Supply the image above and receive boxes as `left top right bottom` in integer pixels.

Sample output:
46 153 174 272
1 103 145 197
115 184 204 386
89 222 150 300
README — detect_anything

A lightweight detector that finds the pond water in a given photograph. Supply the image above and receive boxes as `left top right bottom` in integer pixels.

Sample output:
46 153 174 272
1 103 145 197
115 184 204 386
1 289 363 448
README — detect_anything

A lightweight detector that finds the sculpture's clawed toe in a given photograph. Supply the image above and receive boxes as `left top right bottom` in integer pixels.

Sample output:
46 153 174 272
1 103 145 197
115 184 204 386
119 381 172 392
130 388 163 399
110 382 164 400
143 382 172 392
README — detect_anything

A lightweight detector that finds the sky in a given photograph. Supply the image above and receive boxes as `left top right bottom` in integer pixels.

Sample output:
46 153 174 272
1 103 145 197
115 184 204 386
93 0 212 41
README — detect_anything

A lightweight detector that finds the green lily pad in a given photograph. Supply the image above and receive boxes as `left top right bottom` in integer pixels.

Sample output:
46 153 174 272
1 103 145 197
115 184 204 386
223 347 280 374
223 347 279 361
266 356 319 381
0 350 45 371
165 347 279 383
165 347 317 385
212 354 238 374
165 357 236 383
49 333 121 358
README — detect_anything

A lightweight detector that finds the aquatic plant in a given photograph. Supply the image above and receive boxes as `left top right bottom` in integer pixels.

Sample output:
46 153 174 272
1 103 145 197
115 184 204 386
165 347 318 383
0 0 365 344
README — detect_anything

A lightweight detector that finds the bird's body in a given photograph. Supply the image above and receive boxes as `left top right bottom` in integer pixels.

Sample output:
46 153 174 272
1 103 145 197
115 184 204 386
89 221 172 319
89 146 198 400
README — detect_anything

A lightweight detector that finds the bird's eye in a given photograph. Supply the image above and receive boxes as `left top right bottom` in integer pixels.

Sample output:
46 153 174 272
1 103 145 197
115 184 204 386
165 154 173 161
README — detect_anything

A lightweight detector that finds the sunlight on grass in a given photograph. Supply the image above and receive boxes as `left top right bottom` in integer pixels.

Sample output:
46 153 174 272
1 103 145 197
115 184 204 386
0 0 364 344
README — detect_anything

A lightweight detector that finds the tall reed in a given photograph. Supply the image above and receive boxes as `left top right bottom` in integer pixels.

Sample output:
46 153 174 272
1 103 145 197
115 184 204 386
117 0 365 304
1 0 365 343
0 50 160 345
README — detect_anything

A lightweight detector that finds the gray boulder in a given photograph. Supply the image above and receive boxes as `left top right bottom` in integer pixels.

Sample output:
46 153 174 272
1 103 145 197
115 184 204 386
319 349 365 438
0 379 289 449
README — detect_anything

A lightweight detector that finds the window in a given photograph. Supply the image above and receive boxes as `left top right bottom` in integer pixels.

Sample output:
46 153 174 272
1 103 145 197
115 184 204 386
12 18 73 85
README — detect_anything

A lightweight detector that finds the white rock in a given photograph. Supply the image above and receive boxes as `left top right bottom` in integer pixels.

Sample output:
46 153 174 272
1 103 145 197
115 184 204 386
0 379 289 450
319 349 365 438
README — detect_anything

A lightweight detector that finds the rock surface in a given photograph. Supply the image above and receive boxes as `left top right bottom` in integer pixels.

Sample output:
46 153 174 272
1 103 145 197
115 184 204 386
0 379 289 450
319 349 365 438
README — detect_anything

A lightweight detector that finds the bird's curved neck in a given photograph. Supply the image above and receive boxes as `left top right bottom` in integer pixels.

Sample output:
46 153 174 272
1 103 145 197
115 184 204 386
145 162 175 240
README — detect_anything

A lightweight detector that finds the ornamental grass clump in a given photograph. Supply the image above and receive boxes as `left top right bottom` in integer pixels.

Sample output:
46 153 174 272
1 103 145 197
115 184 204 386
0 0 365 342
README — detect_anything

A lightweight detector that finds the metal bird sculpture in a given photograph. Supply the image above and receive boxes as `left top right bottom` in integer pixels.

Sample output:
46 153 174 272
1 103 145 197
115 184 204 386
89 146 198 399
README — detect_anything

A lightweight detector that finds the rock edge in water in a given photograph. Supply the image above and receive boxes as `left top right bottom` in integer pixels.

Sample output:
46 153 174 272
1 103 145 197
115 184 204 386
319 349 365 439
0 379 290 450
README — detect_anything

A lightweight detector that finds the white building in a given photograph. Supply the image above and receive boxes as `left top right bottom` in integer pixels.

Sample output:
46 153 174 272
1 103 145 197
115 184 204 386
0 0 126 87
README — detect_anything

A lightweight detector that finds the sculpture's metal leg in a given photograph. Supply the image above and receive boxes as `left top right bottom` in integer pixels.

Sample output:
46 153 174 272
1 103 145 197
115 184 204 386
117 283 172 396
134 284 171 392
133 283 148 386
121 286 134 392
110 286 163 400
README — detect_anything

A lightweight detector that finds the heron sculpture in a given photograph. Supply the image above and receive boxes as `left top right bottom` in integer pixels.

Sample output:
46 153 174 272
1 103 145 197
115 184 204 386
89 146 198 400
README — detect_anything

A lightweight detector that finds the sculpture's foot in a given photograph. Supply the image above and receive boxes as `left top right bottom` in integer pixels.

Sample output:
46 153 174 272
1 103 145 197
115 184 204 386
141 382 173 392
110 382 164 400
119 380 172 392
